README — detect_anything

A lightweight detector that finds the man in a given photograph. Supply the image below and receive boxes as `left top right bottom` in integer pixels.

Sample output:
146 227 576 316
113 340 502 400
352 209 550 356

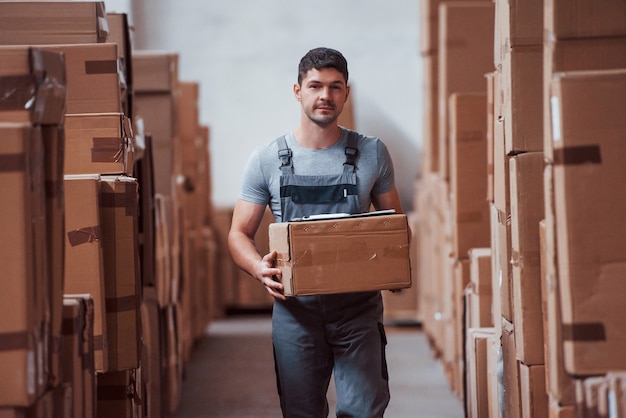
228 47 403 418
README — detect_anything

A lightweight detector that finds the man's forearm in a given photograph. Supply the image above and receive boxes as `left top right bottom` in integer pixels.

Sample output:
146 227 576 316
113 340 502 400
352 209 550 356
228 231 263 279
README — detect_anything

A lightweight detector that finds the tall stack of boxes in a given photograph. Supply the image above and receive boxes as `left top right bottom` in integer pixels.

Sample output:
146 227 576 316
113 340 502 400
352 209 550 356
0 2 217 417
417 0 626 417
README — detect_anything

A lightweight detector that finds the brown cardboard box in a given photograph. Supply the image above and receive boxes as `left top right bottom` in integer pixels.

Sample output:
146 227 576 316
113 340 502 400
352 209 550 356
178 81 200 158
419 0 491 55
270 213 411 296
486 72 496 203
520 364 548 418
543 37 626 162
211 207 238 312
99 176 141 371
492 71 507 213
133 51 178 94
421 52 439 175
495 0 543 56
447 258 470 397
42 125 65 388
180 230 196 363
0 1 108 45
437 2 494 180
431 177 454 353
550 69 626 375
544 0 626 40
96 369 139 418
490 204 511 327
486 333 504 418
541 167 575 405
502 319 522 418
133 134 156 290
39 44 122 115
154 194 173 307
509 152 545 365
200 226 219 325
466 328 495 418
162 304 182 416
0 123 47 407
133 86 177 196
141 288 162 418
501 45 543 154
63 174 108 372
449 92 490 259
382 212 420 322
51 383 72 418
62 295 96 418
64 112 134 176
468 248 493 328
197 125 213 226
106 12 133 118
0 47 66 125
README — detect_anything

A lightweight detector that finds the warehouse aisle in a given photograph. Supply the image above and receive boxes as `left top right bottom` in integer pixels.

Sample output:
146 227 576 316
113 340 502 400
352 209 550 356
169 314 464 418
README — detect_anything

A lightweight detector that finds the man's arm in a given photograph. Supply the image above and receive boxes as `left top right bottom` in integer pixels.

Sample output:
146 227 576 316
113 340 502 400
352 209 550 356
371 187 403 214
228 199 286 300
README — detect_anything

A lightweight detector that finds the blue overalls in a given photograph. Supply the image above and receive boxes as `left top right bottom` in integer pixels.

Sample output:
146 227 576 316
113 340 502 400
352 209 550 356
272 132 390 418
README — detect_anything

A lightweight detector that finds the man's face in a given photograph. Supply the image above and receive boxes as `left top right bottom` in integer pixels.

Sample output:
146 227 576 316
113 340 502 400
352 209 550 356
294 68 349 127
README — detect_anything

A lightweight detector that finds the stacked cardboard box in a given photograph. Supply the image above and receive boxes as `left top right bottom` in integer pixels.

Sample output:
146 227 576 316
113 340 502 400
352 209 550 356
0 36 68 416
0 4 217 417
416 0 495 398
132 51 219 415
417 1 626 417
542 1 626 417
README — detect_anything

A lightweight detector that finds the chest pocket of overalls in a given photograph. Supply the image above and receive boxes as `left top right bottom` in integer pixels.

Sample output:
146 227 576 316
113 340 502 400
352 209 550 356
278 133 360 222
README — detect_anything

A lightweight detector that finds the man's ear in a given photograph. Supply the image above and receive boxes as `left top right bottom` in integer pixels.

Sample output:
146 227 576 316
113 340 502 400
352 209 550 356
345 84 351 103
293 83 301 101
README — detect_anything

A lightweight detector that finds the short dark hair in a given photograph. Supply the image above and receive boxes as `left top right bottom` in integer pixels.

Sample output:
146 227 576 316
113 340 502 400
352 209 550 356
298 47 349 85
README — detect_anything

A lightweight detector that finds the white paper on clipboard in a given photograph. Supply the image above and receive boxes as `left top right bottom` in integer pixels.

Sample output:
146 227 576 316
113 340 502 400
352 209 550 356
292 209 397 222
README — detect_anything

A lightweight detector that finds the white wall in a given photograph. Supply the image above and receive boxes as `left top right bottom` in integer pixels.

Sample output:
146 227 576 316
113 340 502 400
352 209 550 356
105 0 424 211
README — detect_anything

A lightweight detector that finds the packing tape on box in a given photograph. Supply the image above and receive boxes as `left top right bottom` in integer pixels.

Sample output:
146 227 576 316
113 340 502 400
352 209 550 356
0 331 32 351
554 145 602 165
562 322 607 342
0 75 36 111
31 48 66 124
67 225 101 246
100 182 137 217
91 137 125 163
0 153 26 172
105 295 138 313
84 59 118 75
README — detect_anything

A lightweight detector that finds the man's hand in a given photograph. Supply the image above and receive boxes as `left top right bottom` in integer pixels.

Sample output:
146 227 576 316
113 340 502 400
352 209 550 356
256 250 286 300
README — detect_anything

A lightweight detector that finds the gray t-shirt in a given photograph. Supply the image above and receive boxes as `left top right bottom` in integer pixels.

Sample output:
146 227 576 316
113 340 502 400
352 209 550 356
239 127 396 222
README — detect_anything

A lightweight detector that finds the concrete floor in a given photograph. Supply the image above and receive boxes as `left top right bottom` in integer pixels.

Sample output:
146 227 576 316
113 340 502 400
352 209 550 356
168 314 464 418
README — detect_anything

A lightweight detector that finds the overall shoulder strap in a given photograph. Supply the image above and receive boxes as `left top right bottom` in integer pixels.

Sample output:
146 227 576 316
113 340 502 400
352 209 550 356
343 130 359 172
276 135 292 173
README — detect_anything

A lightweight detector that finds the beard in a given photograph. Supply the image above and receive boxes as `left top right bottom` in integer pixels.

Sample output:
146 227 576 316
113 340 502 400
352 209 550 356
305 103 340 127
